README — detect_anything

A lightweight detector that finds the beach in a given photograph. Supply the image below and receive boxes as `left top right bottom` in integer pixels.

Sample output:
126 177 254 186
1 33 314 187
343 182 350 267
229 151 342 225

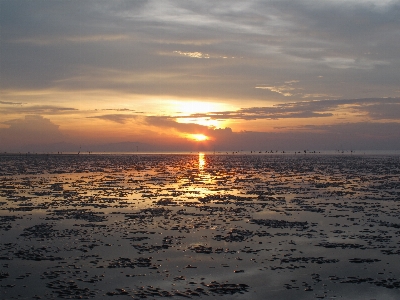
1 153 400 299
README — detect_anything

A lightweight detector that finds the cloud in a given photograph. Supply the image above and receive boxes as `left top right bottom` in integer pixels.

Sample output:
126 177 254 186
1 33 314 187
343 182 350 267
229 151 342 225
87 114 138 124
255 85 296 97
2 0 399 100
0 105 78 115
0 100 24 105
144 116 209 134
173 51 210 59
102 108 136 112
320 57 390 70
181 102 334 120
210 121 400 151
0 115 65 151
294 122 400 149
11 34 129 46
256 80 337 98
347 99 400 120
180 98 400 121
172 50 239 59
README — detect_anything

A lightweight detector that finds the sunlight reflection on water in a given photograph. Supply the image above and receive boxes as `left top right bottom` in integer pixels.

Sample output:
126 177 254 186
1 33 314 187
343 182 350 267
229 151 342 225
198 152 205 171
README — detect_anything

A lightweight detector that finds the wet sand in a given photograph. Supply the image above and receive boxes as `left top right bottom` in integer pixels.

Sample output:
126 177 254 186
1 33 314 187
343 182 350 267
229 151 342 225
1 153 400 299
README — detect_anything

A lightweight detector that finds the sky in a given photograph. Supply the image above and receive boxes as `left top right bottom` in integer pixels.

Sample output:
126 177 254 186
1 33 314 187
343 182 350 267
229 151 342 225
1 0 400 152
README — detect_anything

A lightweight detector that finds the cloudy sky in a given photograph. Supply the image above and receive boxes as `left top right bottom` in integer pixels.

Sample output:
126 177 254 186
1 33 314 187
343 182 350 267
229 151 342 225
1 0 400 152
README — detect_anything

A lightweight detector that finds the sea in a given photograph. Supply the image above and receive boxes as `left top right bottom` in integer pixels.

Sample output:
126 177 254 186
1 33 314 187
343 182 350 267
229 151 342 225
0 152 399 299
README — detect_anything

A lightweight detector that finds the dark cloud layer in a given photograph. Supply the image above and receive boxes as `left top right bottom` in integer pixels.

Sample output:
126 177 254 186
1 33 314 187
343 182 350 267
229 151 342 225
182 98 400 121
1 0 399 100
212 122 400 151
87 114 138 124
0 105 78 115
0 115 65 151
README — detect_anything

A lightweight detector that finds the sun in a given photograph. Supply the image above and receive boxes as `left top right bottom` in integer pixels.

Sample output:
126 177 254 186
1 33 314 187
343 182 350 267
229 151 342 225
190 134 209 141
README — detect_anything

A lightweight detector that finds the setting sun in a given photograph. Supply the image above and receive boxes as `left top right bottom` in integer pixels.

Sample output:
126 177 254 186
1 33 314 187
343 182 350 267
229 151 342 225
190 134 209 141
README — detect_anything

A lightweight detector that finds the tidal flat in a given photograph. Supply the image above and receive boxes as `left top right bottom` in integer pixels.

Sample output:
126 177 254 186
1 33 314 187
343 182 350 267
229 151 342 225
0 153 400 299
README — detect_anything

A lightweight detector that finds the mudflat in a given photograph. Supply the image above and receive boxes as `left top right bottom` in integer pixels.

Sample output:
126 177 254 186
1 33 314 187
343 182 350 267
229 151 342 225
0 153 399 299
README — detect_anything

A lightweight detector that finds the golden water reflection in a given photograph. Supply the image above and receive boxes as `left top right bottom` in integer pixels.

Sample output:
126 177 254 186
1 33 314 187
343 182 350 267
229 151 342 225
198 153 205 170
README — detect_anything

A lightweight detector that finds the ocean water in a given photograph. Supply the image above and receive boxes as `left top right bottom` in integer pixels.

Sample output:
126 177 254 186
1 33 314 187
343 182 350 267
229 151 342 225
0 153 400 299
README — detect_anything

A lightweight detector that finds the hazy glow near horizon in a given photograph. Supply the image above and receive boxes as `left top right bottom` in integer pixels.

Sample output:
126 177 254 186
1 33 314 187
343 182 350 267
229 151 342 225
189 134 209 142
172 100 230 115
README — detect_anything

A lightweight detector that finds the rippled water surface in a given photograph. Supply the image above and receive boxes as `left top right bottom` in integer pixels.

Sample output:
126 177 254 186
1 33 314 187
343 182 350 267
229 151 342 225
1 153 400 299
